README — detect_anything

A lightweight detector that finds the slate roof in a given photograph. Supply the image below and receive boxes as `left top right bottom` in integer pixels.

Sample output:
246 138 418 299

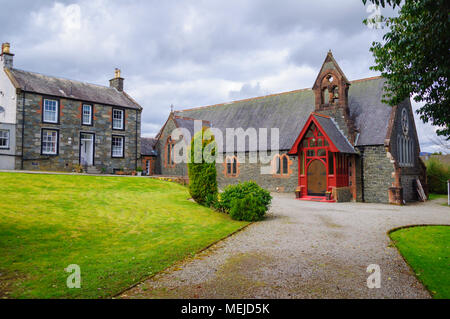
313 114 357 154
173 115 211 138
141 137 157 156
175 76 391 151
6 68 141 110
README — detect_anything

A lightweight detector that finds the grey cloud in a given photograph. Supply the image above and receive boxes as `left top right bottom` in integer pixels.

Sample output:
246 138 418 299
0 0 444 152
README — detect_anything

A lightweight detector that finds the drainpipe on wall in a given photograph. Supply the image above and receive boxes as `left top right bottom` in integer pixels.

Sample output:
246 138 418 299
20 89 25 170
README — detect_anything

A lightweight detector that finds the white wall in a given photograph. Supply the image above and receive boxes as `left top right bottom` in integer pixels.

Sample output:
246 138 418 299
0 64 18 169
0 66 17 124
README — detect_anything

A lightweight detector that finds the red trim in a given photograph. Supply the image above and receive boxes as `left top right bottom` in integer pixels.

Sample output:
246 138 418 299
288 113 339 155
297 196 335 203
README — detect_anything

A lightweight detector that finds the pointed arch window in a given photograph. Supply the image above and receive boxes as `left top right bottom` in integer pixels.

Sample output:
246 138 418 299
397 134 414 167
224 155 239 177
165 137 175 168
273 153 291 177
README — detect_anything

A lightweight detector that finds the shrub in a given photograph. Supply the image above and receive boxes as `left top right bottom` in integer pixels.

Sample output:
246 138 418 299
426 158 450 194
188 128 218 206
220 181 272 221
229 194 267 221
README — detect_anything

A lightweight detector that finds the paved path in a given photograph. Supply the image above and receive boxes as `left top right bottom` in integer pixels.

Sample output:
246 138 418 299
120 195 450 299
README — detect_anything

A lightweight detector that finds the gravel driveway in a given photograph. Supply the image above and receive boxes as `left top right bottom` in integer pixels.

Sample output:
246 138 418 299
120 195 450 299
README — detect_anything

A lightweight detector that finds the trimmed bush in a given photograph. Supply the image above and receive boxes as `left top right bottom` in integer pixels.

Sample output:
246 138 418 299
188 128 218 206
229 194 267 221
220 181 272 221
426 158 450 194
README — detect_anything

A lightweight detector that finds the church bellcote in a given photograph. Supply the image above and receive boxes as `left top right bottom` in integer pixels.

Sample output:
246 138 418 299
312 51 350 111
312 51 356 144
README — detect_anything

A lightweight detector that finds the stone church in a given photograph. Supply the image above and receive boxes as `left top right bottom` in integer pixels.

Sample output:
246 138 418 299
155 51 426 204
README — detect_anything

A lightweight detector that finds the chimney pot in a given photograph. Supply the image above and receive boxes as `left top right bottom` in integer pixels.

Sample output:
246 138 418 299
1 42 14 68
2 43 11 54
109 68 124 91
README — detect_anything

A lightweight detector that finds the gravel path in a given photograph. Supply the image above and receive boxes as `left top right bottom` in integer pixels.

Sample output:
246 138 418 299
120 195 450 299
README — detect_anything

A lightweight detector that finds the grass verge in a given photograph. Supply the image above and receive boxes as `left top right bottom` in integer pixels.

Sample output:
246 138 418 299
389 225 450 299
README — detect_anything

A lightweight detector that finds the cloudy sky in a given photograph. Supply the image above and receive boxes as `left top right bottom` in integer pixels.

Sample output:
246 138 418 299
0 0 445 152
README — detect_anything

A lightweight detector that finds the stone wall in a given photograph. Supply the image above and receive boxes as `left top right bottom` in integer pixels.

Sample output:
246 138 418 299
388 100 422 202
360 145 395 203
216 151 298 192
155 118 188 176
15 92 141 173
332 186 353 202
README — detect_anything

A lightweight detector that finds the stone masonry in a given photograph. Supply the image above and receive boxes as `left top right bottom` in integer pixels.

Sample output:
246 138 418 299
14 92 141 173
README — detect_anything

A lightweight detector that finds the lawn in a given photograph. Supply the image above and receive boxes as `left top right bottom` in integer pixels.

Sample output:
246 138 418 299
389 226 450 299
0 172 248 298
428 193 447 201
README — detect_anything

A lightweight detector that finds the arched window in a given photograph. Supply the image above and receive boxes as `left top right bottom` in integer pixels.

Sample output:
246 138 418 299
273 154 291 177
224 155 239 177
323 88 329 104
165 137 175 168
397 134 414 167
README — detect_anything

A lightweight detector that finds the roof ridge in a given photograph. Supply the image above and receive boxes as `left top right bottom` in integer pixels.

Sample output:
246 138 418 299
311 112 330 118
178 75 383 114
177 87 312 113
173 114 211 123
11 67 115 91
350 75 382 83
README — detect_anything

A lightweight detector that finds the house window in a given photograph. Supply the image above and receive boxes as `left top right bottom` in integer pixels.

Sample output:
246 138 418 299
41 129 58 155
112 109 124 130
112 136 124 157
0 129 9 149
165 137 175 167
225 155 238 177
273 154 290 176
43 99 59 123
82 104 93 125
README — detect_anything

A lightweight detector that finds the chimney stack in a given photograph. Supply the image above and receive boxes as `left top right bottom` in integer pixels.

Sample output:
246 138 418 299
109 68 124 91
1 43 14 69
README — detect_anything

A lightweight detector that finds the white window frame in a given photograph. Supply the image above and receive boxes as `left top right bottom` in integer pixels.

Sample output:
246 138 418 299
43 99 59 123
112 136 124 158
0 129 9 149
112 109 124 130
82 104 93 125
42 129 58 155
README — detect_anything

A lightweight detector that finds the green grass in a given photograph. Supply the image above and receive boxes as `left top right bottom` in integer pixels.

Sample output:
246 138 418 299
390 226 450 299
428 193 448 201
0 173 247 298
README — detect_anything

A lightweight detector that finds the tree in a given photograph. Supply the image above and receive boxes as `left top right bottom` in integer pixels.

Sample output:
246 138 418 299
187 127 218 206
362 0 450 138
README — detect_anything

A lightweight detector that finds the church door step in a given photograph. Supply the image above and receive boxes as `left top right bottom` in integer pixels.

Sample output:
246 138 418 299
297 196 335 203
